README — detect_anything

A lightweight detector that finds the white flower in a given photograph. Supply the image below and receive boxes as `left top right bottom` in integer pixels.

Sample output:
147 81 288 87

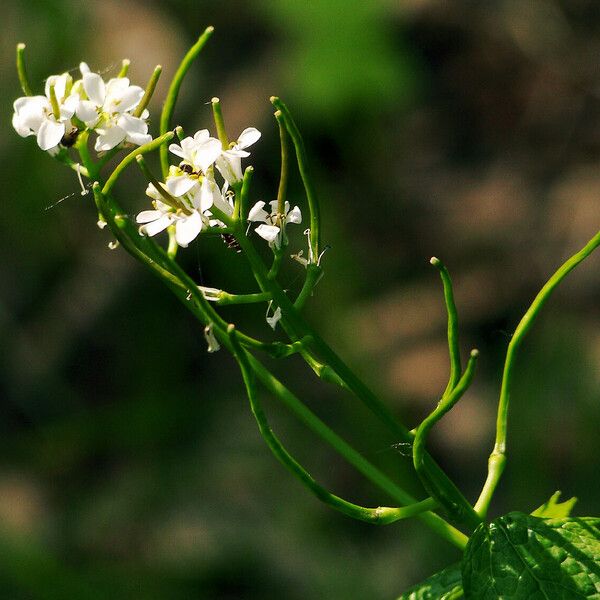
12 72 79 151
216 127 261 184
168 129 222 173
76 63 151 152
136 171 231 248
137 181 206 248
248 200 302 247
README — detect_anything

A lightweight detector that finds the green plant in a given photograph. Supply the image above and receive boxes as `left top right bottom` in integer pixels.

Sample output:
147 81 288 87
12 29 600 598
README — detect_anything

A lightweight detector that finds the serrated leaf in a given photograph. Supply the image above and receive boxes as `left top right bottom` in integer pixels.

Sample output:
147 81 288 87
398 563 463 599
532 491 577 518
462 512 600 599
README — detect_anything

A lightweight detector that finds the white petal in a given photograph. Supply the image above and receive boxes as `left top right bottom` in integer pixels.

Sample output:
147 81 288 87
266 306 282 330
175 212 203 247
126 132 152 146
76 100 99 125
168 143 185 159
166 175 197 197
13 96 47 133
140 214 173 237
79 62 91 75
237 127 261 149
12 112 32 137
195 138 222 172
37 119 65 151
193 129 210 143
83 73 106 106
115 86 144 113
255 224 280 242
94 125 127 151
136 210 164 224
248 201 268 222
216 155 241 185
286 205 302 224
117 113 148 135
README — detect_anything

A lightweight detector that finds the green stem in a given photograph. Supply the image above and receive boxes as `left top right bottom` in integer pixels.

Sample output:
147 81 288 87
94 182 467 548
270 96 320 259
76 131 100 181
239 166 254 223
103 132 174 195
475 228 600 518
133 65 162 118
274 110 289 217
294 264 323 310
16 43 33 96
413 351 481 529
230 325 439 525
430 257 462 394
118 59 130 78
211 97 229 148
159 26 214 177
216 291 271 306
246 350 468 549
234 229 478 530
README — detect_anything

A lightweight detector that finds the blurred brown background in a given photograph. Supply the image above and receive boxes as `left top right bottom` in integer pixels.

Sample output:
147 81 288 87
1 1 599 598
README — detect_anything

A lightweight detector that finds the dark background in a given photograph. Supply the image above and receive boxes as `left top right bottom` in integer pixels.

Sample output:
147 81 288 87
1 1 599 598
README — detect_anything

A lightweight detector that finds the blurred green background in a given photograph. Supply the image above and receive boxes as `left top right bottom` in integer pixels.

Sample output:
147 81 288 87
1 1 599 598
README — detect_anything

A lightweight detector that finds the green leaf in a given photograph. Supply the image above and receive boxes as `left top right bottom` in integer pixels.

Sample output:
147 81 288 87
398 564 463 599
462 512 600 599
532 491 577 518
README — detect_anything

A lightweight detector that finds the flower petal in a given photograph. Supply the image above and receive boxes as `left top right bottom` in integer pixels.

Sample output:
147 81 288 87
115 86 144 113
175 211 203 247
287 205 302 224
136 210 164 224
237 127 261 149
248 201 268 222
76 100 99 125
266 306 282 330
195 138 222 172
83 72 106 106
37 119 65 151
255 224 280 243
166 175 197 197
168 143 185 159
94 125 127 151
140 214 173 237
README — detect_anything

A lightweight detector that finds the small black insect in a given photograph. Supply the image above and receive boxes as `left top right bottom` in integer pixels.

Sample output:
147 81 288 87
221 233 242 253
179 163 195 175
60 127 79 148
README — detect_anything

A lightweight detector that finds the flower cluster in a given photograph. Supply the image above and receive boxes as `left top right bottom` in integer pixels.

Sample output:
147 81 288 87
12 63 151 154
137 127 261 247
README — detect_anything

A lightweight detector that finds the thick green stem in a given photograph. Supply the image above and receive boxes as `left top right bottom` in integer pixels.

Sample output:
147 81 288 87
133 65 162 118
270 97 320 259
230 326 439 525
246 350 468 549
413 351 481 530
118 59 130 78
103 132 175 195
211 97 229 148
159 26 214 177
274 111 289 217
475 229 600 517
16 43 33 96
235 229 478 530
430 257 462 394
239 166 254 222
